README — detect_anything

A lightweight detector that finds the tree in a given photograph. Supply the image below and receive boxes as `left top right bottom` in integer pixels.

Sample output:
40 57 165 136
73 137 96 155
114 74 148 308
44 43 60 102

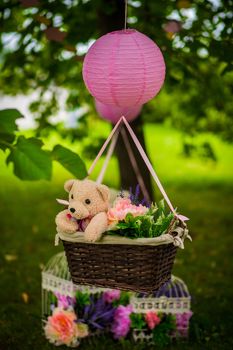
0 0 232 185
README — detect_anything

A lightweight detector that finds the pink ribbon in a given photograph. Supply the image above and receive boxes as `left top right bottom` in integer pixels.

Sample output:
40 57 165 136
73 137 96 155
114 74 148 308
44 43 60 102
88 117 123 175
96 129 120 184
88 116 189 222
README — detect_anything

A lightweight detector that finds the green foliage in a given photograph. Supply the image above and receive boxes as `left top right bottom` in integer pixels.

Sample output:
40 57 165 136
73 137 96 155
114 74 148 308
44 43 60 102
75 290 90 308
152 314 176 347
52 145 87 179
183 140 217 162
0 1 232 139
113 291 131 307
0 108 87 181
49 291 57 306
144 62 233 142
130 313 146 330
0 109 21 149
7 136 52 180
110 200 176 239
75 290 90 317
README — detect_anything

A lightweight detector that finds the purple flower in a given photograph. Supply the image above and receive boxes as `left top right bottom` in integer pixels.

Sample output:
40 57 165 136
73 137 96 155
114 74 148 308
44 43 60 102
55 293 76 309
103 290 121 303
80 295 115 330
176 311 193 336
111 305 133 339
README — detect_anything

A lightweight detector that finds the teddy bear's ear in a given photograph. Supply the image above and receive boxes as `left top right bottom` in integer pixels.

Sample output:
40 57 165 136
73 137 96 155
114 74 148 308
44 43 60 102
97 184 109 202
64 179 76 193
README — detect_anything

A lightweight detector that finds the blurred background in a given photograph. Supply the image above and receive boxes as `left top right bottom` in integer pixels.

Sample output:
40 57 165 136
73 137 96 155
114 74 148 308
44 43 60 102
0 0 233 349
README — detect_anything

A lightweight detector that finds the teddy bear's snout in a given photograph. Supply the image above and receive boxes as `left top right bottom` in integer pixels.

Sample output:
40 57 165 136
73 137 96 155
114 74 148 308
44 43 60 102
68 201 90 219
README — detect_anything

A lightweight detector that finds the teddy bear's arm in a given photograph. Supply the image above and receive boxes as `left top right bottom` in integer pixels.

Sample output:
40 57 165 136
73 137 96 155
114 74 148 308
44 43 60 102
55 209 78 234
84 212 108 242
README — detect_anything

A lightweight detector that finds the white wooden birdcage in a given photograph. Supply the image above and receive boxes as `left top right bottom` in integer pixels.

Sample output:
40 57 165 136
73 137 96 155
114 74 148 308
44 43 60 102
42 252 192 334
42 252 111 321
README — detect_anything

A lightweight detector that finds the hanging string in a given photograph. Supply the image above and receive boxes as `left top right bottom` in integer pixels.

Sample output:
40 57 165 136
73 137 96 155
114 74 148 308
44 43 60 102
124 0 128 30
96 129 120 184
87 117 123 176
121 128 151 203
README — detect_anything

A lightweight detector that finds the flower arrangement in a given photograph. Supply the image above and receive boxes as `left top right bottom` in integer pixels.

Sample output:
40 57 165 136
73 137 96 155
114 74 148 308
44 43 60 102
44 288 192 347
44 307 88 347
107 186 177 239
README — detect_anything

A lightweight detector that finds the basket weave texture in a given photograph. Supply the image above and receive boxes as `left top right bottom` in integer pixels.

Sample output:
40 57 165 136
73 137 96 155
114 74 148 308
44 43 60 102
62 240 177 293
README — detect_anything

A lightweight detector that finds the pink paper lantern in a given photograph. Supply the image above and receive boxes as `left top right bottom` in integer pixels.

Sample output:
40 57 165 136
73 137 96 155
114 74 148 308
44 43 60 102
83 29 165 108
95 99 142 124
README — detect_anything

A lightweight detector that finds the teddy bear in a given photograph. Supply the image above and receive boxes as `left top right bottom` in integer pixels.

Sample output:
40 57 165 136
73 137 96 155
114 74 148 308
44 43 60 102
55 179 110 242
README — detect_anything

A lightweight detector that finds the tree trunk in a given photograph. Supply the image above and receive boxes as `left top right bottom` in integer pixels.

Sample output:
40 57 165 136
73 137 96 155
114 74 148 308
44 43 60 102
98 0 154 201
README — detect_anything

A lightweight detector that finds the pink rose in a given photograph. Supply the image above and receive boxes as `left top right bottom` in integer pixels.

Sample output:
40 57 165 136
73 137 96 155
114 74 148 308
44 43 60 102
107 198 148 223
145 311 161 330
44 308 88 346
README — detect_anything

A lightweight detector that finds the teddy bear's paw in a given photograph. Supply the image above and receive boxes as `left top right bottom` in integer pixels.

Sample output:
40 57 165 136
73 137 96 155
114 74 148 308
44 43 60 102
84 228 102 242
84 233 98 242
56 210 78 234
57 221 77 234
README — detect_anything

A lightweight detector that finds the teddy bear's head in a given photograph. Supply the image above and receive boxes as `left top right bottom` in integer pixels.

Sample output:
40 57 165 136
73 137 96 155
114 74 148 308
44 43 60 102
64 179 109 220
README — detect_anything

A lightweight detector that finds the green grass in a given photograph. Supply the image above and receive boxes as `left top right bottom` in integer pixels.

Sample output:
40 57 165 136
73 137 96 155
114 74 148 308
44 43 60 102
0 123 233 349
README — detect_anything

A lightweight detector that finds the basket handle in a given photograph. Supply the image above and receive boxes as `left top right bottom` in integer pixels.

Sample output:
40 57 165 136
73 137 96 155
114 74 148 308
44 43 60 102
88 116 188 223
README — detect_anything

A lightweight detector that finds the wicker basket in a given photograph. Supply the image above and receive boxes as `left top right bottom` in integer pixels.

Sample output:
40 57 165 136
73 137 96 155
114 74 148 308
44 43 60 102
62 240 176 293
58 224 189 293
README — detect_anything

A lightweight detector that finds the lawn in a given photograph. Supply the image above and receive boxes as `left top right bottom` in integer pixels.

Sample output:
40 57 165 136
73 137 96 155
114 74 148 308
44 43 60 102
0 122 233 350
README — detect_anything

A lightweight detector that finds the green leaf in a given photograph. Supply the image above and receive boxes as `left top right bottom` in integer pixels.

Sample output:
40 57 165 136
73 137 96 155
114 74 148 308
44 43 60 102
75 290 90 308
0 134 15 151
0 108 21 134
130 313 146 330
113 291 131 307
140 217 152 233
74 290 90 319
0 109 21 150
124 213 135 224
152 314 176 347
6 136 52 180
52 145 87 179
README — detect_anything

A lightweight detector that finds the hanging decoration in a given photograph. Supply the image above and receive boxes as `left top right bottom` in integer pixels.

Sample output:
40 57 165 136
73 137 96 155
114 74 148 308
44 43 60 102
55 117 190 293
83 29 166 107
95 99 142 124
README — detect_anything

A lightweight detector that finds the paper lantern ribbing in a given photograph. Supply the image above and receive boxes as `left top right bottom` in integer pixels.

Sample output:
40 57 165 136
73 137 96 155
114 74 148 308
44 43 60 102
83 29 165 108
95 99 142 124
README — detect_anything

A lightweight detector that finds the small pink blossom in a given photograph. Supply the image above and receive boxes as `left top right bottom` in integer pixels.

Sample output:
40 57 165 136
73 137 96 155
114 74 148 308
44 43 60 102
111 305 133 339
55 292 76 309
103 290 121 303
44 308 88 346
107 198 148 223
145 311 161 330
176 311 193 336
